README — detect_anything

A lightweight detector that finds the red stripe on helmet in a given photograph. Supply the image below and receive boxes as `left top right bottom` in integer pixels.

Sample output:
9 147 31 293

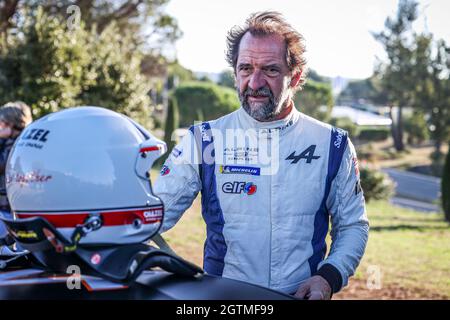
139 146 160 153
16 207 163 228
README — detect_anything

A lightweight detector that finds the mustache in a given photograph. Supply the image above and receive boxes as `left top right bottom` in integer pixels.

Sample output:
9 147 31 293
243 87 273 98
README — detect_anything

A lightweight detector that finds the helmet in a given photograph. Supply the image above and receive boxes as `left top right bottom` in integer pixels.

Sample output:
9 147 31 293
5 106 166 246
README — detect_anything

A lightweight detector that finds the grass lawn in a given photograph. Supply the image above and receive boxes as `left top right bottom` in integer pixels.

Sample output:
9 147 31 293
161 193 205 267
152 170 449 299
344 201 449 299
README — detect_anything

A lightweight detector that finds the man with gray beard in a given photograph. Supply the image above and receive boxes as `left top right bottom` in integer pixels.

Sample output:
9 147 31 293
154 11 369 300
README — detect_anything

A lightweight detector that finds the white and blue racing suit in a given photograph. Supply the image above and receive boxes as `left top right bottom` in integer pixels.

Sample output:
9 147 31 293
154 106 369 294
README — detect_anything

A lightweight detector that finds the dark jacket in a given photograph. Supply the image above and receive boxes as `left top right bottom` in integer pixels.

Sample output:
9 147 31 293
0 137 16 212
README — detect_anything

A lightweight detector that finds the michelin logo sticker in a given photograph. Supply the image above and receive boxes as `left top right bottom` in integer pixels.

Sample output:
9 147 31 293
219 165 260 176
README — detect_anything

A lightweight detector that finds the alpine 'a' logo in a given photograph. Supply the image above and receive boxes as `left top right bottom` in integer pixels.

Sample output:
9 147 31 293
286 145 320 164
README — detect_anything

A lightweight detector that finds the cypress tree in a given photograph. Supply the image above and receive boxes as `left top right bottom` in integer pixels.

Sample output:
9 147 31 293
162 96 179 164
442 144 450 222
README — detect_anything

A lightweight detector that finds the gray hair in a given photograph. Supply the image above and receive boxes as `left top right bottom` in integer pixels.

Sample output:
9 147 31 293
226 11 308 90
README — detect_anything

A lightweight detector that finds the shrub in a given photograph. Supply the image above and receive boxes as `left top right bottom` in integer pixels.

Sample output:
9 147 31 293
358 127 390 141
404 112 429 145
294 80 333 122
173 82 240 127
360 165 396 202
330 117 359 139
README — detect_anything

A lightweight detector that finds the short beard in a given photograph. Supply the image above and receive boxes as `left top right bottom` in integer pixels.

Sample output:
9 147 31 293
239 86 289 122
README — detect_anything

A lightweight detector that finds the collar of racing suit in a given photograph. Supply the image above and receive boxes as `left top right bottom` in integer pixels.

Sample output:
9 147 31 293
236 105 302 137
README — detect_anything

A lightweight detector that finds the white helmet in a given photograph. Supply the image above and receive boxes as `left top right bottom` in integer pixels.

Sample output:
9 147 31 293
5 106 166 246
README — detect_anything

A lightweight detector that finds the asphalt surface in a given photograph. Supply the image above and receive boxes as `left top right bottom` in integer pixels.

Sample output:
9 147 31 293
390 196 441 213
382 168 442 213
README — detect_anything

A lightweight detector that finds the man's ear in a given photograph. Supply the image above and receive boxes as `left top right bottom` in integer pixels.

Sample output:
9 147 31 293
290 71 302 88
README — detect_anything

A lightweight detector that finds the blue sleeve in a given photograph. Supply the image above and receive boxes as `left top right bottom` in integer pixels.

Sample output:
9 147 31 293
319 138 369 292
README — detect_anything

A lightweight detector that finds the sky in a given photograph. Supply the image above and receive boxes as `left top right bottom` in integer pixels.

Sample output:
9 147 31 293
165 0 450 79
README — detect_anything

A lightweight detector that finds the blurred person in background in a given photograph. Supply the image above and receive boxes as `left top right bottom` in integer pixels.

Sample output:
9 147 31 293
0 101 33 254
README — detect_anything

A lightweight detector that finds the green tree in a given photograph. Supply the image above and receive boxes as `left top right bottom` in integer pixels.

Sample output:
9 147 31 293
1 1 181 82
414 38 450 156
173 82 240 127
374 2 449 157
79 22 153 127
372 0 419 151
0 8 153 127
0 7 90 117
294 80 333 121
168 61 195 84
218 69 235 89
197 75 214 83
337 77 383 106
0 0 20 41
442 145 450 222
1 1 181 40
161 95 179 163
307 69 330 83
404 111 429 145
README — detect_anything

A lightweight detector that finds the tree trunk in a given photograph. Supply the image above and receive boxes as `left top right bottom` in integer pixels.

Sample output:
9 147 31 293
433 114 443 156
0 0 20 39
435 140 442 156
390 105 405 151
397 105 404 151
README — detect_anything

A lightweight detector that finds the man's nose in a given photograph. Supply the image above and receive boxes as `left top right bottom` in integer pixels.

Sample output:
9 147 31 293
248 70 266 90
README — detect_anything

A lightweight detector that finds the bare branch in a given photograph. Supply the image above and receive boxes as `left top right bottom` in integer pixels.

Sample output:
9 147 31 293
0 0 20 35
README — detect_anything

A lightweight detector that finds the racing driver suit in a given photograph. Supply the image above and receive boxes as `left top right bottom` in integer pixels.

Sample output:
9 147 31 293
154 106 369 294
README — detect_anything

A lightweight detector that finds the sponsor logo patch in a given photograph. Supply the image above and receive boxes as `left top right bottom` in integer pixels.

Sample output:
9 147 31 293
10 229 38 240
219 165 260 176
222 181 257 195
160 165 170 176
90 253 102 265
21 128 50 142
223 147 258 162
142 209 163 223
171 147 182 158
334 129 345 149
260 119 294 134
6 171 52 186
17 128 51 150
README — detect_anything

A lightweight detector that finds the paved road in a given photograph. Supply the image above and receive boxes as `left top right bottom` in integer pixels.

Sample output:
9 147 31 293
382 168 442 213
390 197 441 213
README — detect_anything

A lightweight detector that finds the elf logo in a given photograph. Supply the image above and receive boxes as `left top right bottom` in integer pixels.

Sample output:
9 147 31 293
222 182 257 195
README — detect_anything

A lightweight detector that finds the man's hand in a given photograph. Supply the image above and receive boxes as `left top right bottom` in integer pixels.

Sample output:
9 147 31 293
294 275 332 300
